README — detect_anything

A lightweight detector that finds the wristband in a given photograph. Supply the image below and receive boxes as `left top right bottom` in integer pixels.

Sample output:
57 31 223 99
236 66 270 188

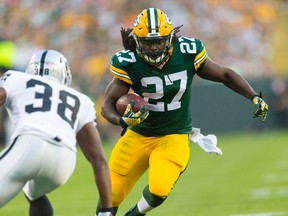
98 207 114 216
251 95 259 101
251 91 263 100
119 117 128 128
97 212 112 216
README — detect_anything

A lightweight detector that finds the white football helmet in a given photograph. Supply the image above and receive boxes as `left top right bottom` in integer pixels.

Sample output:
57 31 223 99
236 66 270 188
26 50 72 86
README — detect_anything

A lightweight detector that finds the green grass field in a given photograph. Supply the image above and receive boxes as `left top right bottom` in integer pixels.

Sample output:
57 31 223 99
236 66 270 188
1 129 288 216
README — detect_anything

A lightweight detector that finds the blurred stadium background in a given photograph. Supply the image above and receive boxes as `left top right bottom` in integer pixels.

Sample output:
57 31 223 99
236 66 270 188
0 0 288 215
0 0 288 143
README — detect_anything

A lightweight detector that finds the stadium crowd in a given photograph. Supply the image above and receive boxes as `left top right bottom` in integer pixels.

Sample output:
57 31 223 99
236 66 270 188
0 0 283 141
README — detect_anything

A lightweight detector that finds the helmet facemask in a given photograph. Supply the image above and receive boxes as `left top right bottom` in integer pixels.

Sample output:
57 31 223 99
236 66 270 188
133 8 174 67
133 34 174 66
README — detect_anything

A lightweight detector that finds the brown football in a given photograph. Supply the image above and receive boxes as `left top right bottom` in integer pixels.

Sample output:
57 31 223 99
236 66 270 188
116 93 147 115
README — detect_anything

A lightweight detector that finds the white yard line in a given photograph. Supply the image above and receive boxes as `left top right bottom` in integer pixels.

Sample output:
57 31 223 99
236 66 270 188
230 212 287 216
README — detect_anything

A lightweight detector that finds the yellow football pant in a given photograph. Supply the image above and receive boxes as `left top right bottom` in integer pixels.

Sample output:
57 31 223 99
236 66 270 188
109 129 190 206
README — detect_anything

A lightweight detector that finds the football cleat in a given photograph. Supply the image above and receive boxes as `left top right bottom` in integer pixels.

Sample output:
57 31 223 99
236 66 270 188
124 205 146 216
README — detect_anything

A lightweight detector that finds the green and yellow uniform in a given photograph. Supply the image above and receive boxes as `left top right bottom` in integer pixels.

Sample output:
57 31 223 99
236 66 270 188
109 36 208 205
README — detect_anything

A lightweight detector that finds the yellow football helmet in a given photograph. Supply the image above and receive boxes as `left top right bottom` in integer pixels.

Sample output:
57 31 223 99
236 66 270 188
133 8 174 66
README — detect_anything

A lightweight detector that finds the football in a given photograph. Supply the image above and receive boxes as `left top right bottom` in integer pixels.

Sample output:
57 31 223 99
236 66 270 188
116 93 147 115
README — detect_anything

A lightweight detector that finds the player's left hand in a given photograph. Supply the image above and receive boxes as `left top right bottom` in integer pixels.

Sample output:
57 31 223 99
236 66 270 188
252 92 268 122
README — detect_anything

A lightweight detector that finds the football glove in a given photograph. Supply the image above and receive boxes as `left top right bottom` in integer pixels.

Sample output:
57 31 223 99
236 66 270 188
252 92 268 122
119 101 149 128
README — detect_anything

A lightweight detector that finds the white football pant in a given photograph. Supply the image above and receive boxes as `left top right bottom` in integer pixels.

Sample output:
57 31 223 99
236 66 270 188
0 134 76 207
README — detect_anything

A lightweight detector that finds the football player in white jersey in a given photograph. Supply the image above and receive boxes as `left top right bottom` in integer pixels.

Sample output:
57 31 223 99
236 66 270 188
0 50 114 216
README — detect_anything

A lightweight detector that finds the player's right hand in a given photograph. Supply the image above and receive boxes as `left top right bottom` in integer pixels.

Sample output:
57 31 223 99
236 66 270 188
119 101 149 127
252 93 268 122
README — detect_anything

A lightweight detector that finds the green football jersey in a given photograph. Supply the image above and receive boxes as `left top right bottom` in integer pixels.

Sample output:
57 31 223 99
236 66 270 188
110 36 208 136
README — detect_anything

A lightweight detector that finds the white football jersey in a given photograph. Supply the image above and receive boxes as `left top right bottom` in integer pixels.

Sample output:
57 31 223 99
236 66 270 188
0 70 97 152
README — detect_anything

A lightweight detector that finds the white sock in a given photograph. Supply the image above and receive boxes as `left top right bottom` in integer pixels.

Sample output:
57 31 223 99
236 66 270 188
137 195 154 213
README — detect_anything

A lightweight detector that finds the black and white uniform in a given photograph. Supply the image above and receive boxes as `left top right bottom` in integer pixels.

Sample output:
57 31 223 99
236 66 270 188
0 70 96 207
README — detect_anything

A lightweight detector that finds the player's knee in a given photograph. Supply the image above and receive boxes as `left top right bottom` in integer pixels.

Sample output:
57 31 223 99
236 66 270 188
143 185 166 207
112 185 126 206
149 181 171 197
52 174 70 188
110 171 133 206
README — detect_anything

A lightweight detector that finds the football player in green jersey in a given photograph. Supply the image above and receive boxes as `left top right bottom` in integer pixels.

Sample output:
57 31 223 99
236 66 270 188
97 7 268 216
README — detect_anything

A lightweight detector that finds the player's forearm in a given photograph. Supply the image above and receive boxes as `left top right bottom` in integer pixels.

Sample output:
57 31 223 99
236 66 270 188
0 87 7 106
93 161 113 208
222 68 257 99
101 104 122 126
